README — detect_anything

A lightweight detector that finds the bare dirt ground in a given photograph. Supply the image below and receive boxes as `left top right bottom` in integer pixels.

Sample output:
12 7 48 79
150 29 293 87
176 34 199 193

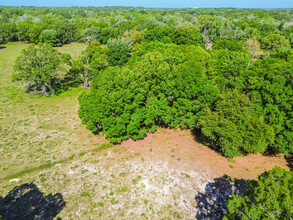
116 128 289 180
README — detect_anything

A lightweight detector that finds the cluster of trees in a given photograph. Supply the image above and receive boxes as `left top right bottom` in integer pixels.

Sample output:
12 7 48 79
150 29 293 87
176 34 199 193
225 167 293 219
13 38 133 93
79 43 218 143
10 7 293 157
79 38 292 156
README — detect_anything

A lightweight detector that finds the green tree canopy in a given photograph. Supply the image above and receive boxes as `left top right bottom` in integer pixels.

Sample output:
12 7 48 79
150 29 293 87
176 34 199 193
261 33 291 53
226 167 293 219
197 91 275 157
245 57 293 154
13 44 71 95
209 49 251 91
107 38 132 66
81 27 100 44
67 41 108 87
212 39 243 52
39 29 61 47
174 23 202 45
79 42 218 143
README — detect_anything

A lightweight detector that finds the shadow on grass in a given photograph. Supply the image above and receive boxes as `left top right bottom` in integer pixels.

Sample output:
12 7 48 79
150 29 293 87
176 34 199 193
195 176 247 219
285 154 293 171
0 183 65 220
0 46 6 49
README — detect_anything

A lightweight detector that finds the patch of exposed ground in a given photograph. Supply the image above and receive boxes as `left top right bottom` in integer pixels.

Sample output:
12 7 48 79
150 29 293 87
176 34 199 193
117 128 288 180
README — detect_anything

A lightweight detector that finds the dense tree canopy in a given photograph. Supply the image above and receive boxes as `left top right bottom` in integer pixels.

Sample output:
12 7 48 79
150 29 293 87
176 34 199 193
205 49 251 93
79 42 218 143
261 33 291 54
212 39 243 52
226 167 293 219
197 91 274 157
39 29 61 46
107 38 132 66
174 23 202 45
245 57 293 154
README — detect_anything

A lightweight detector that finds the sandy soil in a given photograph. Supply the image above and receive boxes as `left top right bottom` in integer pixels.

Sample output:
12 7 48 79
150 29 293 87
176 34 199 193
115 128 289 180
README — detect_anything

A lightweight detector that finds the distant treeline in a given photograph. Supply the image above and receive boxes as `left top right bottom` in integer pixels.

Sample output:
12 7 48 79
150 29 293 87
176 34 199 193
1 7 293 47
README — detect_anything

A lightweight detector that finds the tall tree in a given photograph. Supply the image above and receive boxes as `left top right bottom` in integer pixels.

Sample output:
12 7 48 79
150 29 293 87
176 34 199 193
68 41 108 88
13 44 71 95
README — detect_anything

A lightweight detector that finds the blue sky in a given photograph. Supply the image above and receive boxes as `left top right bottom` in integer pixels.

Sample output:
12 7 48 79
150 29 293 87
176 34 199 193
1 0 293 8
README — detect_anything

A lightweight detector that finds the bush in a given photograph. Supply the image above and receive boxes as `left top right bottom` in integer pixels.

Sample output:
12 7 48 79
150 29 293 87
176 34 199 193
197 91 275 157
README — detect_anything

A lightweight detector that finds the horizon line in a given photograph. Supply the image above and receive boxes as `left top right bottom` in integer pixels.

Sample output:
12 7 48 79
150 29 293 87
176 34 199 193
1 5 293 9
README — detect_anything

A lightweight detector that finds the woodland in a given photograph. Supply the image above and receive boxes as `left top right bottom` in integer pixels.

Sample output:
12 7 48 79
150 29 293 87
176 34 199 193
0 6 292 219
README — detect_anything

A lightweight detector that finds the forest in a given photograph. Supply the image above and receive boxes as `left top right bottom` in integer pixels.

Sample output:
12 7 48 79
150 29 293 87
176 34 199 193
0 6 292 219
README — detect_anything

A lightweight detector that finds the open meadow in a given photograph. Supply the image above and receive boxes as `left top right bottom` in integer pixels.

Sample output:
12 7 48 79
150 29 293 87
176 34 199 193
0 43 290 219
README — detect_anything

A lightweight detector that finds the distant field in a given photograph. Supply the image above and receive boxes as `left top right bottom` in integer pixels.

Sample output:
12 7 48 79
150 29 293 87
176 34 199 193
0 43 289 219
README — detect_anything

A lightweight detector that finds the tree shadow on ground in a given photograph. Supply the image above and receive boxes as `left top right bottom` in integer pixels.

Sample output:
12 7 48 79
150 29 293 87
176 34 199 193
0 183 65 220
191 127 210 147
285 154 293 171
195 176 247 220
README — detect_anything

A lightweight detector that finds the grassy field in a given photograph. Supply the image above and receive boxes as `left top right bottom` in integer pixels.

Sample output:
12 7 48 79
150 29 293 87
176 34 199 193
0 42 90 180
0 42 289 219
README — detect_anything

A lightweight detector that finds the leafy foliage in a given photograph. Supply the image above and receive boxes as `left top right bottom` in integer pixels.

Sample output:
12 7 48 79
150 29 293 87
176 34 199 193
107 38 132 66
39 29 61 46
145 24 175 43
79 42 218 143
213 39 243 51
261 33 291 53
197 91 274 157
244 39 263 59
81 27 100 44
3 6 293 156
245 57 293 154
225 167 293 219
13 44 71 95
209 49 251 91
67 41 108 87
174 23 202 45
